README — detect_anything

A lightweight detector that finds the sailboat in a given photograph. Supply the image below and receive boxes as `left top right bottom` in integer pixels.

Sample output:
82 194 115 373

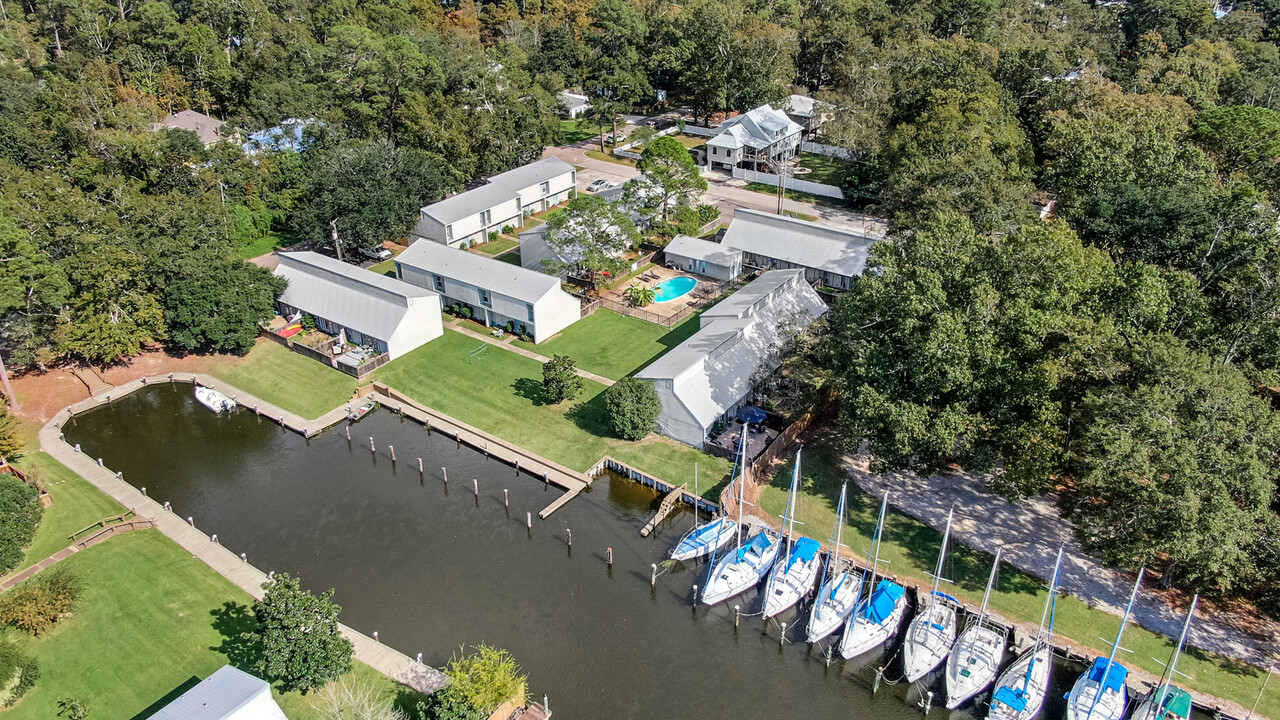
902 508 960 681
987 548 1065 720
805 482 863 643
194 385 236 413
1065 569 1145 720
670 455 738 562
762 449 823 618
838 494 908 659
945 546 1007 708
1131 595 1198 720
701 427 780 606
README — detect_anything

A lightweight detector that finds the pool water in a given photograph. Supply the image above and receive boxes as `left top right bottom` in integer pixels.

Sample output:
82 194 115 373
653 275 697 302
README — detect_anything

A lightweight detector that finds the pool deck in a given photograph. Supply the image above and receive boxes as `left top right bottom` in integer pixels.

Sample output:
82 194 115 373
598 266 721 323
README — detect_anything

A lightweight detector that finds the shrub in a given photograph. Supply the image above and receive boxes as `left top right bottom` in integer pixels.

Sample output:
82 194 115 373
501 224 515 235
606 377 661 440
624 284 656 307
0 566 83 635
0 477 40 575
57 697 89 719
312 677 405 720
415 687 485 720
541 355 584 404
440 645 524 714
488 231 499 243
301 314 317 332
0 639 38 707
505 321 515 334
461 307 473 320
696 203 720 226
0 406 21 459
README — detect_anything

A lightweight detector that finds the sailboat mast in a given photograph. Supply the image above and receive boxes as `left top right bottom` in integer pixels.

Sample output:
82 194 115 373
1087 568 1145 720
1163 595 1198 687
694 462 699 529
978 546 1003 620
931 509 953 594
780 449 802 566
734 424 748 548
1039 548 1065 641
867 495 888 582
828 483 847 580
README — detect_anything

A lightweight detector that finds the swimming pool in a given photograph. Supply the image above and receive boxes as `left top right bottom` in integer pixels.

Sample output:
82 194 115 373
653 276 697 302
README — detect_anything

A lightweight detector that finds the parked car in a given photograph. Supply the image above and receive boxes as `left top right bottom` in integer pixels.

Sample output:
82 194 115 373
360 246 393 261
586 179 614 193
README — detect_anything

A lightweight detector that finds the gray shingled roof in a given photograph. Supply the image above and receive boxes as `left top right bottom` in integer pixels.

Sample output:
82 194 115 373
422 157 575 225
274 252 436 340
396 240 562 303
150 665 284 720
665 235 742 266
721 209 877 278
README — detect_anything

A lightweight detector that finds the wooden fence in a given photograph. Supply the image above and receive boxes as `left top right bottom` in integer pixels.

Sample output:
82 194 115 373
260 327 389 378
748 387 835 483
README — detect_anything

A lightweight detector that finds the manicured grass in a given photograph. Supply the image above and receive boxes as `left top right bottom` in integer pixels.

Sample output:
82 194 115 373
234 229 298 260
3 530 420 720
795 153 848 187
474 237 519 256
371 330 733 485
744 182 845 211
512 309 701 380
209 339 362 419
585 149 635 166
496 249 522 266
602 262 656 290
560 119 600 145
758 436 1280 720
11 453 124 571
368 258 397 277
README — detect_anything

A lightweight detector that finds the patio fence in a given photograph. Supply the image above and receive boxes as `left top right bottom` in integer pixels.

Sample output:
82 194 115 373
800 141 854 159
730 167 845 199
259 327 390 379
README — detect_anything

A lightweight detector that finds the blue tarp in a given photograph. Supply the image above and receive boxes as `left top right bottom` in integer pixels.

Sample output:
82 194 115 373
737 405 767 424
737 532 772 561
994 687 1028 713
785 537 821 572
1086 657 1130 694
932 590 959 604
866 579 905 624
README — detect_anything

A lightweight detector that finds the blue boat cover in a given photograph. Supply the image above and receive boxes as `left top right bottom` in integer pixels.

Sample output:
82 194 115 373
866 580 905 624
737 532 772 561
994 687 1028 712
785 537 821 571
1086 657 1130 694
932 590 959 604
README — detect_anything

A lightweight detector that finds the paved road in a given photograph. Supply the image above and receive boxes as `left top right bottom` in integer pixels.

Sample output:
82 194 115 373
544 143 888 237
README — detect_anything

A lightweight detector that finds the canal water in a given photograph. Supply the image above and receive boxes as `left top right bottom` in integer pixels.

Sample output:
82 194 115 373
67 386 1082 720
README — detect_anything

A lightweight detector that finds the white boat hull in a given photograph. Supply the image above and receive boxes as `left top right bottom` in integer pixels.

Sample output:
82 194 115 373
987 646 1052 720
701 532 780 606
195 386 236 413
762 554 821 618
945 624 1005 708
902 599 957 682
1066 674 1128 720
670 516 738 561
806 571 863 643
839 589 906 659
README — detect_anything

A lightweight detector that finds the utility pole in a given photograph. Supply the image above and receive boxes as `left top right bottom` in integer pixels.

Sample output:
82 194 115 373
0 353 18 412
330 218 344 262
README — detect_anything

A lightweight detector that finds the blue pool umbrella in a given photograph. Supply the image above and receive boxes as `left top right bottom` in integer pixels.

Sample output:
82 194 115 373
737 406 767 424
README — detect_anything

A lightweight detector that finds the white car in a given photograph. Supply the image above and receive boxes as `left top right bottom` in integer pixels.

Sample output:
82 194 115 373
359 246 393 261
586 179 614 193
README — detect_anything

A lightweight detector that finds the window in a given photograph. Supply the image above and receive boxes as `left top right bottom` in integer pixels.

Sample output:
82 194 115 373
480 209 492 226
526 303 534 321
540 181 550 196
434 274 445 292
480 289 492 307
445 225 453 242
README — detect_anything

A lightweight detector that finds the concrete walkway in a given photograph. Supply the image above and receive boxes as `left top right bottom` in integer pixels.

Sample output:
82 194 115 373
840 450 1280 669
446 322 616 386
0 546 78 593
42 385 449 695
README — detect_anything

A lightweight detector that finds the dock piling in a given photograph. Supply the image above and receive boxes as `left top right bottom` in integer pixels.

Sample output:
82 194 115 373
373 631 379 643
390 445 396 461
346 425 351 441
734 605 740 629
779 623 786 647
211 534 218 544
369 437 375 453
526 511 532 529
97 457 103 466
418 458 423 474
187 516 194 526
566 528 572 546
923 691 933 715
139 486 145 495
504 489 509 507
163 501 171 511
473 478 478 497
442 467 448 485
515 459 519 476
650 563 657 588
117 471 123 480
692 584 698 606
606 547 612 565
241 553 247 562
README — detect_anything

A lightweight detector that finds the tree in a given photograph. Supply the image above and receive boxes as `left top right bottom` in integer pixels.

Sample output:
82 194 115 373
631 136 707 224
414 689 485 720
0 567 82 635
312 677 406 720
605 377 661 440
246 573 353 694
160 258 286 355
0 406 22 459
293 140 449 258
542 355 584 404
1192 105 1280 189
439 645 525 715
585 0 651 106
624 284 656 306
0 476 40 575
542 195 638 284
584 95 619 153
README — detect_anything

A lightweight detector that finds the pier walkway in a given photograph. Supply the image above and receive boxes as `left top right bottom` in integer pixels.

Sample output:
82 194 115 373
640 484 687 537
42 381 450 695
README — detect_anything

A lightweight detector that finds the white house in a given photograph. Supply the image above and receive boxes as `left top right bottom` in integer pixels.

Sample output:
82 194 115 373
395 241 581 343
664 235 743 281
637 270 826 448
721 209 878 291
705 104 803 172
783 94 833 135
149 665 288 720
558 91 590 118
273 252 443 360
409 158 577 248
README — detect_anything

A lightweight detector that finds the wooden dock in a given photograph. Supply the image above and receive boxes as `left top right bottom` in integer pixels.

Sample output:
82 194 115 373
640 483 687 537
70 512 156 549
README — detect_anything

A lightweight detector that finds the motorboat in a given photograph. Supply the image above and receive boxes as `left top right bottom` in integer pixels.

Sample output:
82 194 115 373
194 385 236 413
806 482 862 643
987 548 1064 720
1065 569 1144 720
945 546 1007 708
1131 596 1199 720
348 398 378 421
762 450 823 618
902 508 959 682
838 494 907 659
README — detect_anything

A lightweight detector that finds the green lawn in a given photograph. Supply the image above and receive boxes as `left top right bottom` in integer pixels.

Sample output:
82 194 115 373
496 249 522 266
796 153 848 187
209 340 362 420
560 119 600 145
11 453 124 572
368 258 397 277
758 435 1280 720
234 229 299 261
584 149 635 166
474 237 519 256
371 330 732 486
3 531 419 720
512 309 701 380
745 182 844 212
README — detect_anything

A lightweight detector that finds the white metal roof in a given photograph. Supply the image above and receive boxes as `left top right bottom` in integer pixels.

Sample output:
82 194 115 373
422 157 575 225
638 270 827 430
396 240 563 304
665 235 742 267
721 209 877 278
712 105 803 151
149 665 287 720
274 252 436 340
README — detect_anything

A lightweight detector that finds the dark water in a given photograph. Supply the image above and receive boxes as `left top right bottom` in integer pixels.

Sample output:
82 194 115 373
67 386 1088 720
